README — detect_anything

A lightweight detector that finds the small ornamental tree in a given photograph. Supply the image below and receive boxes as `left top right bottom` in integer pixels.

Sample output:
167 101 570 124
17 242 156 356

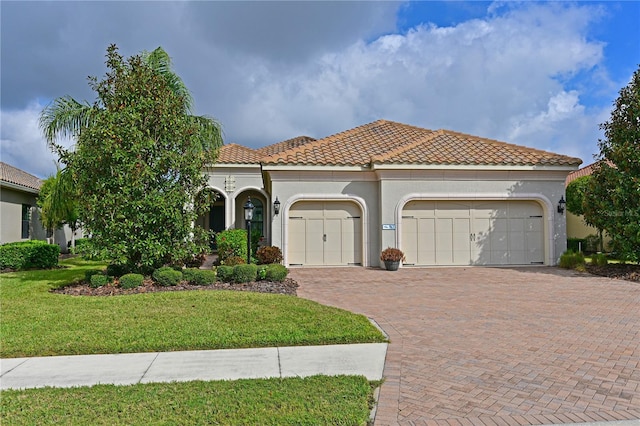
41 45 222 271
584 65 640 262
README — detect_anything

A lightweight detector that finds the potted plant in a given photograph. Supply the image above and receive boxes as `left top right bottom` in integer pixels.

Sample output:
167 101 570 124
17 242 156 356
380 247 405 271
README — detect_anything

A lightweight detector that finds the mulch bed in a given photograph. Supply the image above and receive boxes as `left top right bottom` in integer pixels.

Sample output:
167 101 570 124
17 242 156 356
52 278 299 297
585 263 640 282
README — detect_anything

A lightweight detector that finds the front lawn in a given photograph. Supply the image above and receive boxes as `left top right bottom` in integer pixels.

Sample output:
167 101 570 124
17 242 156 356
1 376 375 425
0 258 386 358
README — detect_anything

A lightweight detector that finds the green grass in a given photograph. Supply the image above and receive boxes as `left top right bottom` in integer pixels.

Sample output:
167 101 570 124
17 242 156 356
0 376 376 425
0 258 386 358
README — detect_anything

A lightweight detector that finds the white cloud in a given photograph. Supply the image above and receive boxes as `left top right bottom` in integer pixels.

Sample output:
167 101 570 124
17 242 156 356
0 1 620 175
0 101 70 178
225 2 608 164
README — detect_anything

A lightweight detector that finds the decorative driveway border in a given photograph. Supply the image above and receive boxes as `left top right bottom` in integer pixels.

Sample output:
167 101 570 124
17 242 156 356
291 267 640 426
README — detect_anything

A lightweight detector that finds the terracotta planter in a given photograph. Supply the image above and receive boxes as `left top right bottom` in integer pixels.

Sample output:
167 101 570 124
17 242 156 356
384 260 400 271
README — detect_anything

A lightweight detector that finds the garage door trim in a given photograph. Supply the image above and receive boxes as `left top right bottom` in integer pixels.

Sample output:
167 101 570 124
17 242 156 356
395 193 554 265
282 194 369 267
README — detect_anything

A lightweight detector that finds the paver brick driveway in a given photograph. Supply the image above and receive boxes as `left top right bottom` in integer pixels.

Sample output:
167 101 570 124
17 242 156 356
290 267 640 426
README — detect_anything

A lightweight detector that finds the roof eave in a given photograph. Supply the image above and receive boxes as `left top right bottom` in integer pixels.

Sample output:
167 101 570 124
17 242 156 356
371 163 582 171
0 180 40 194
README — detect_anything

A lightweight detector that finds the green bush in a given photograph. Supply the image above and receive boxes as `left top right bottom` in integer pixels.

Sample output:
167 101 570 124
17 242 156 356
216 265 234 282
256 246 283 264
559 250 586 269
233 264 258 283
119 273 144 289
566 238 586 253
84 269 105 282
223 255 246 266
591 253 608 266
90 274 109 288
0 240 59 270
265 264 289 282
257 265 268 280
153 267 183 287
182 268 216 285
71 238 90 256
216 229 248 264
106 263 131 278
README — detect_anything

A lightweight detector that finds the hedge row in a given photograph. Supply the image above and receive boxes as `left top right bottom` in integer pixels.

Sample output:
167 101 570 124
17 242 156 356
86 264 288 289
0 241 59 270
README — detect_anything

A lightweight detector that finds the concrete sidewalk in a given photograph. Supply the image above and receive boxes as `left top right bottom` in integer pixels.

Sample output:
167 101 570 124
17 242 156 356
0 343 387 390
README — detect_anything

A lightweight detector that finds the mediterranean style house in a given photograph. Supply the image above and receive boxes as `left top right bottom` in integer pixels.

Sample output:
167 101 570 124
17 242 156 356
199 120 582 268
0 162 47 244
0 161 73 251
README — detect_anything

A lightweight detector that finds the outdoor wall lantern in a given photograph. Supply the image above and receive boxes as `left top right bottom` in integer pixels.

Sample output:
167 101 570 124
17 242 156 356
273 197 281 215
557 196 566 214
244 197 254 264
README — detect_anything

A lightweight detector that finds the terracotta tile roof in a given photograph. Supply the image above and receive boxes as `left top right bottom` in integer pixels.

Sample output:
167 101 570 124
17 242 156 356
0 162 42 191
565 160 614 185
261 120 582 167
257 136 316 156
371 129 583 167
216 144 262 164
261 120 434 166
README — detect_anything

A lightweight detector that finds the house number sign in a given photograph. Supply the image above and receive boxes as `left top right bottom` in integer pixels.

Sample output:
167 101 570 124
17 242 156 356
382 224 396 230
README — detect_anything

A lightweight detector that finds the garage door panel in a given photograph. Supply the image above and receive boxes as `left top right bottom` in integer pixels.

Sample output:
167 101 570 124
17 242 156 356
288 201 362 266
305 218 325 265
289 218 306 265
417 218 436 265
342 217 362 265
402 200 545 266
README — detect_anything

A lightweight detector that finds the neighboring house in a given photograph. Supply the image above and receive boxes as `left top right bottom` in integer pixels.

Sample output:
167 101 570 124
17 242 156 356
0 162 74 251
0 162 47 244
201 120 582 267
564 161 610 248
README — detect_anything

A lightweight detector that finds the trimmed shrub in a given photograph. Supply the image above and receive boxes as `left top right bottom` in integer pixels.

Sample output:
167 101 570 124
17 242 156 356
265 264 289 282
256 246 283 265
106 263 131 278
84 269 105 282
223 255 246 266
216 265 234 282
183 268 217 285
90 274 109 288
567 238 587 254
257 265 268 280
591 253 608 266
558 250 585 269
216 229 247 264
233 264 258 283
0 240 59 270
153 267 183 286
119 273 144 289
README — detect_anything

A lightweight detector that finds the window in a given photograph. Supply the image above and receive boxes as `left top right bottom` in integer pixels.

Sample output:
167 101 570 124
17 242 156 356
21 204 31 239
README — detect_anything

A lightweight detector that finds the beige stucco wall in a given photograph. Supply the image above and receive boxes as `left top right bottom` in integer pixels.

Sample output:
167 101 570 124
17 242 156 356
0 186 47 244
267 170 380 267
375 169 569 266
566 211 599 239
209 165 573 267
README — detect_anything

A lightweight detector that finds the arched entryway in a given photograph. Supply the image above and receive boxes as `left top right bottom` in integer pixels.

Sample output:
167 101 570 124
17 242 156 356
195 188 226 251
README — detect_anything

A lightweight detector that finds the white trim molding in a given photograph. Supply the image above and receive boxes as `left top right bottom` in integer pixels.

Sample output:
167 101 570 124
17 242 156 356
395 193 556 266
281 194 370 267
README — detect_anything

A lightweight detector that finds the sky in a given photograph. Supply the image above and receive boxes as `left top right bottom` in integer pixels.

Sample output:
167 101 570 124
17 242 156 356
1 1 639 179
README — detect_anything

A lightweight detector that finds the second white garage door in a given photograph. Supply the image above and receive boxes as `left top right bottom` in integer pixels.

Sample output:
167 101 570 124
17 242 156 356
402 200 544 266
288 201 362 266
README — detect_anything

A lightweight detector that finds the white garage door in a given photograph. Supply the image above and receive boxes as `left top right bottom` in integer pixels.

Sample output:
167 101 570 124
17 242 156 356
288 201 362 266
402 200 544 266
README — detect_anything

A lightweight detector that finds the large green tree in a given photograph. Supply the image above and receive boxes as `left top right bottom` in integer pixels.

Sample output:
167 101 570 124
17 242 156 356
584 65 640 262
40 45 222 270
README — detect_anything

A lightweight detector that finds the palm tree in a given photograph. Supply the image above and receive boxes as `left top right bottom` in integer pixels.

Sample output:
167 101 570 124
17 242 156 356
39 46 222 158
37 167 80 248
